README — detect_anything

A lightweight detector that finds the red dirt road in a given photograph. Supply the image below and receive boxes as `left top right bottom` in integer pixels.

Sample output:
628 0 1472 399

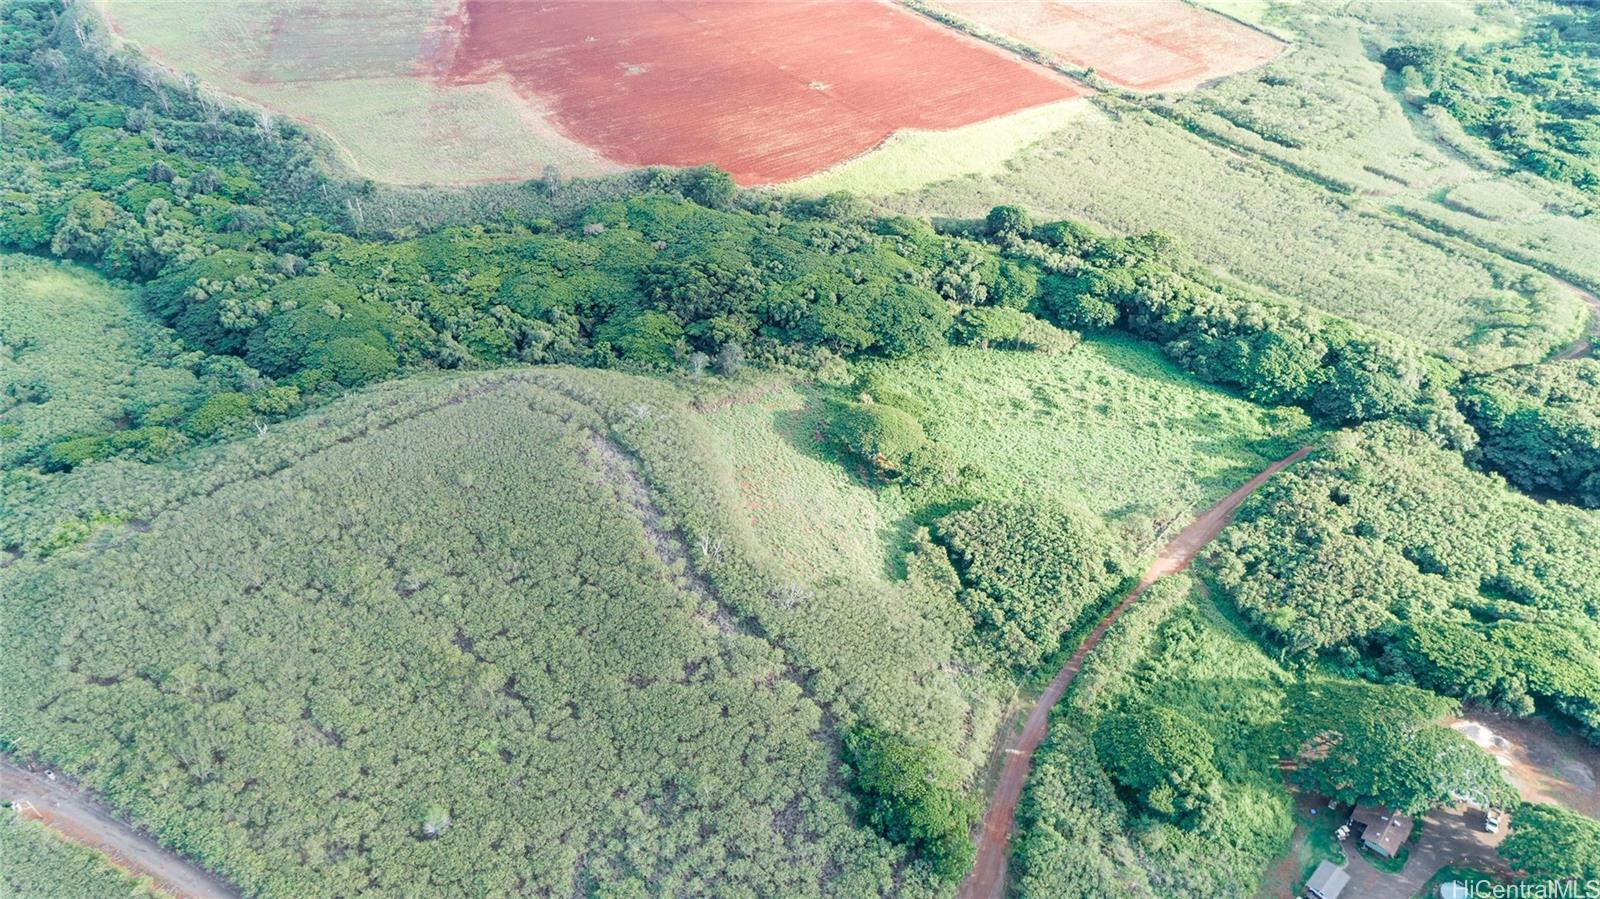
446 0 1087 184
2 757 239 899
931 0 1285 92
958 445 1313 899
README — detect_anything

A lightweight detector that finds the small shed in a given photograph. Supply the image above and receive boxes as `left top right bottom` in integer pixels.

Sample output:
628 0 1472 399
1306 860 1350 899
1350 804 1415 858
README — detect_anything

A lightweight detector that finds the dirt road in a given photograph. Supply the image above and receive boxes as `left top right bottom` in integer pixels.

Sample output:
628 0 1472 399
957 444 1314 899
2 757 239 899
1555 277 1600 361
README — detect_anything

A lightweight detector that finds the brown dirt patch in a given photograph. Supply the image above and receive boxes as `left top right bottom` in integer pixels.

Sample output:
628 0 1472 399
929 0 1286 91
444 0 1088 184
1451 711 1600 818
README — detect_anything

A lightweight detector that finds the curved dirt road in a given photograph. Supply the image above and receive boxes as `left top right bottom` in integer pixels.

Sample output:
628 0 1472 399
2 757 239 899
1554 276 1600 361
958 445 1314 899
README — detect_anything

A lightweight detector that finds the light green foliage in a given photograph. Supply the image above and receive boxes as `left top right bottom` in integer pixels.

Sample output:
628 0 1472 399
2 371 939 897
868 341 1312 540
0 254 199 468
1499 803 1600 885
0 816 157 898
884 103 1575 366
828 400 929 479
1212 422 1600 733
926 501 1124 671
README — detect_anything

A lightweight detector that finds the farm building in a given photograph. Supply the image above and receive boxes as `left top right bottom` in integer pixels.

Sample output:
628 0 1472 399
1350 804 1415 858
1306 860 1351 899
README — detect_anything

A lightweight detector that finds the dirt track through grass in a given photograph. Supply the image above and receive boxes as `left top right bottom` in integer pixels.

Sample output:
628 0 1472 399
958 444 1313 899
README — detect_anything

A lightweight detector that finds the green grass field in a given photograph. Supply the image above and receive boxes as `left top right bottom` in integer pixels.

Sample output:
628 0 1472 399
702 338 1312 590
878 103 1579 367
0 254 200 469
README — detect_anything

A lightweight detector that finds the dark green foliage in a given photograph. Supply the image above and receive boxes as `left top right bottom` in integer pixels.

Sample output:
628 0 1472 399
1459 359 1600 507
984 204 1030 237
951 307 1079 354
1020 220 1444 428
1498 803 1600 884
1211 423 1600 737
842 726 978 884
1093 704 1222 823
1011 724 1153 899
1287 682 1515 814
928 502 1123 670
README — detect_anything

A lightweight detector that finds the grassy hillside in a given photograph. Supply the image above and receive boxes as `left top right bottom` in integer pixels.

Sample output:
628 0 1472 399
0 816 157 898
878 103 1579 367
1 367 1006 897
0 254 201 469
699 337 1311 590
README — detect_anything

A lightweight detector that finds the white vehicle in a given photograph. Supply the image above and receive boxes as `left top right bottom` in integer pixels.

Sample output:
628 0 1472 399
1484 808 1504 833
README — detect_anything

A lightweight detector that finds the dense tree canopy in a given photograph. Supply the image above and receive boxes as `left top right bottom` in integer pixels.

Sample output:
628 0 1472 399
1499 803 1600 885
1093 704 1222 824
924 501 1125 671
1211 423 1600 736
1459 359 1600 507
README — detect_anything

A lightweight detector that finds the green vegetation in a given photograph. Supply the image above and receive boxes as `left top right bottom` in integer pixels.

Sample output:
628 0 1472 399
1212 422 1600 737
863 340 1311 535
0 815 156 898
919 501 1124 671
1093 704 1223 825
1286 683 1515 814
0 254 195 468
2 371 954 896
842 726 978 883
1499 802 1600 885
1014 578 1294 898
1383 4 1600 194
1460 359 1600 507
1014 577 1515 898
884 102 1580 367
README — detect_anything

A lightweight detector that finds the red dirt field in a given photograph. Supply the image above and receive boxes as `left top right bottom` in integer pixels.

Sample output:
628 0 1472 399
930 0 1286 92
444 0 1089 185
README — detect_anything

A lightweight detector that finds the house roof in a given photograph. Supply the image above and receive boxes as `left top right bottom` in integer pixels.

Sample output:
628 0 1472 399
1351 804 1415 856
1307 860 1350 899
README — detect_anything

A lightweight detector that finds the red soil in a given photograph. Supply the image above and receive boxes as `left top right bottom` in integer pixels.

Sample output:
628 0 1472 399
932 0 1286 92
445 0 1087 185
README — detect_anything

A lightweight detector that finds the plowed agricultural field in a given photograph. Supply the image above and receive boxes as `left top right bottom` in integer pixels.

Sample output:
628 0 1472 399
446 0 1088 184
929 0 1285 91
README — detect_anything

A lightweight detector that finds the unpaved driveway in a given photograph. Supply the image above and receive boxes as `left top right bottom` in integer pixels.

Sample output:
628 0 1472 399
2 757 238 899
1453 711 1600 817
1338 804 1510 899
957 445 1313 899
